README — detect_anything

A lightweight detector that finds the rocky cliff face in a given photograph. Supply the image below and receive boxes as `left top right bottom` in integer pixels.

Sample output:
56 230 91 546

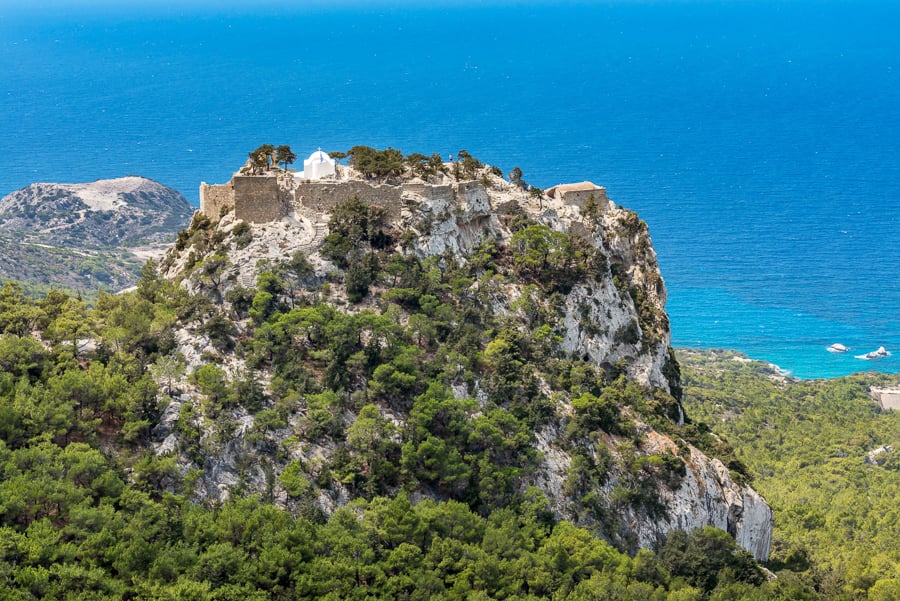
533 425 773 561
156 164 773 561
0 176 193 293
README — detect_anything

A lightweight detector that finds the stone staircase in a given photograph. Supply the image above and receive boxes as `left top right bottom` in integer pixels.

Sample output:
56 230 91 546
299 221 328 251
238 270 256 289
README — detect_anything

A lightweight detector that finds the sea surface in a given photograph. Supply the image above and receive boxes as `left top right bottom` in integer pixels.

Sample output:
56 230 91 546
1 1 898 379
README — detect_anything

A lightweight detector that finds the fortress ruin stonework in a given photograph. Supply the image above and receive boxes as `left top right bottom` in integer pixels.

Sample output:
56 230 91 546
200 170 608 226
201 176 496 224
544 181 609 209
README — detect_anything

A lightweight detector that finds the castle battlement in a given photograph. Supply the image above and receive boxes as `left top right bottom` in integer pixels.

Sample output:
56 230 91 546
200 160 609 226
200 173 505 225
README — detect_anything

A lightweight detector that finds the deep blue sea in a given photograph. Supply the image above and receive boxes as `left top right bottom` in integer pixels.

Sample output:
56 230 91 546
1 1 898 379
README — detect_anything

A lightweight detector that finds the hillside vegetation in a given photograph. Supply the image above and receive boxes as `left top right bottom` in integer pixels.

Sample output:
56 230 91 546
1 151 886 599
0 280 811 601
680 349 900 601
152 156 782 564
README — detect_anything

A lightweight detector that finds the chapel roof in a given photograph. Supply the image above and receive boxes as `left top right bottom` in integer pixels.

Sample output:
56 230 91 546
306 149 334 163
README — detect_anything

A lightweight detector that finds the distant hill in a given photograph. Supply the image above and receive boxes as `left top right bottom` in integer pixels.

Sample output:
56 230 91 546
0 176 194 296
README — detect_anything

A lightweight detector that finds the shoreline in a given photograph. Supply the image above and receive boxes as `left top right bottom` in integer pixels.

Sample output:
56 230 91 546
674 346 900 382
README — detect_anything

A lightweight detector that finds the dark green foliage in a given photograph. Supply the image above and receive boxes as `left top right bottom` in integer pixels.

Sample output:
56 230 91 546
614 319 641 346
508 166 523 186
248 271 283 323
454 149 484 179
0 282 826 599
171 211 223 274
275 144 296 172
199 311 238 351
328 150 348 164
190 364 233 415
345 260 372 302
582 193 603 223
0 333 49 382
510 224 586 292
0 189 837 600
398 383 538 512
231 220 252 249
223 285 254 318
681 350 900 600
233 370 266 414
617 209 647 237
0 281 43 336
300 390 343 440
278 250 316 307
566 390 624 439
564 448 613 521
320 194 389 268
347 145 405 179
405 151 447 179
342 404 400 497
247 143 275 173
658 527 764 593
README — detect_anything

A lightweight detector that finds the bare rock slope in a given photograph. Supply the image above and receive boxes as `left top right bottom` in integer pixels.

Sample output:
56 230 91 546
0 176 194 293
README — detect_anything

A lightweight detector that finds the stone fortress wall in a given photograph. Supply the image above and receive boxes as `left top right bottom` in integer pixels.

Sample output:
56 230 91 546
200 171 601 225
292 181 404 220
201 176 292 223
233 176 288 223
199 181 235 218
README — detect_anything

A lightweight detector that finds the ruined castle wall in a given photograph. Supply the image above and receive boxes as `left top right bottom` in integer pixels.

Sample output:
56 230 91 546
200 182 235 219
561 188 609 211
454 181 490 214
400 183 455 208
293 181 403 220
429 184 455 200
233 176 286 223
400 182 426 197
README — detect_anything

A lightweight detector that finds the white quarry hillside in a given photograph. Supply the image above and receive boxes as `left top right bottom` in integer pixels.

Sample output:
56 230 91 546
156 159 773 561
0 176 194 245
0 175 194 293
54 176 158 211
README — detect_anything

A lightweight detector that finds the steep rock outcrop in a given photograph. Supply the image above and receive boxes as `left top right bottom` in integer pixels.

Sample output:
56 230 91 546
532 426 773 561
625 433 772 561
157 162 773 561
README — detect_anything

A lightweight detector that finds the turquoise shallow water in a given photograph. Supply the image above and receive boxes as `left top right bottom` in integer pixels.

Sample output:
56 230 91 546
668 288 900 379
1 1 898 379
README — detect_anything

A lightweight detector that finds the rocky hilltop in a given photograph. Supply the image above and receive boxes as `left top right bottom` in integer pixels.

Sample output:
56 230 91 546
155 151 773 560
0 176 194 294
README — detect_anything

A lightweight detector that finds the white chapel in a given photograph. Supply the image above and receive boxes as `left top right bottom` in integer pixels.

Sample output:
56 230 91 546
296 148 336 180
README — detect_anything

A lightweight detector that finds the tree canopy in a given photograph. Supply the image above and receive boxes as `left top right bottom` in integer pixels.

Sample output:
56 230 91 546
347 145 405 179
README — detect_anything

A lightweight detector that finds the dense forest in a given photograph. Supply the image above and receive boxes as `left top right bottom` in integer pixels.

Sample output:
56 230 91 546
0 279 801 600
1 188 896 599
680 350 900 601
